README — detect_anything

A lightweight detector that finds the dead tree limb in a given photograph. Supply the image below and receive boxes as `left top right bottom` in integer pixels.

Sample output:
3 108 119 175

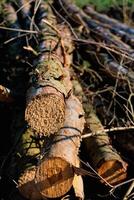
84 6 134 48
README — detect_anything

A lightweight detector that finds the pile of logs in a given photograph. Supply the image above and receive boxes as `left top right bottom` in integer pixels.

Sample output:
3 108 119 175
0 0 134 199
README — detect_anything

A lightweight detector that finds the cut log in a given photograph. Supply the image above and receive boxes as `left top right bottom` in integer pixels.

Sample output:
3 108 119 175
35 94 85 198
84 120 128 186
72 77 128 186
0 85 14 103
16 94 84 199
15 127 43 199
25 2 73 136
18 167 42 200
110 131 134 163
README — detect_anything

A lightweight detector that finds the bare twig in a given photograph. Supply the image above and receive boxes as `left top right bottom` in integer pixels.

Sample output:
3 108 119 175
110 178 134 195
123 180 134 200
82 126 134 139
0 26 39 34
80 159 113 188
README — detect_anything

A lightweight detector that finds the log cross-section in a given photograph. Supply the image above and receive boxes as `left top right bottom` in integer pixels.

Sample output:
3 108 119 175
25 1 73 136
72 78 128 186
35 94 85 198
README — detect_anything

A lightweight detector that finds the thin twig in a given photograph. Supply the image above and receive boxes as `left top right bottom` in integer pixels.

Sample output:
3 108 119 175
16 0 34 14
0 26 39 34
80 159 113 188
74 38 134 61
123 180 134 200
82 126 134 139
110 178 134 195
50 3 78 39
4 33 29 44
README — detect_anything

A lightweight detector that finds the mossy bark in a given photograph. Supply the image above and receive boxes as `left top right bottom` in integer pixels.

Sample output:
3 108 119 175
12 127 44 199
25 2 73 136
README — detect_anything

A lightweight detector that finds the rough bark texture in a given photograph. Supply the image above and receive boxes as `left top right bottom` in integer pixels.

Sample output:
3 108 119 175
55 0 134 59
84 6 134 35
10 126 44 199
35 94 85 198
84 6 134 47
72 77 128 186
25 2 73 136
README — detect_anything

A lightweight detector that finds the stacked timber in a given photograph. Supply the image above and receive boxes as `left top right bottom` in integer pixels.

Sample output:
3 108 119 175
72 77 127 186
0 0 134 200
6 1 84 200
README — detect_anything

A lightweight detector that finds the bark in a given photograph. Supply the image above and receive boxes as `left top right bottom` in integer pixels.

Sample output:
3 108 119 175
84 6 134 48
0 85 14 103
35 94 85 198
11 126 44 200
72 77 128 186
12 94 84 199
98 53 134 84
25 2 73 136
83 6 134 35
54 0 134 59
2 3 23 57
73 159 84 199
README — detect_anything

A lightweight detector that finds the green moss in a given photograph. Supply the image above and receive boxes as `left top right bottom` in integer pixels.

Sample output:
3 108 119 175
75 0 133 11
